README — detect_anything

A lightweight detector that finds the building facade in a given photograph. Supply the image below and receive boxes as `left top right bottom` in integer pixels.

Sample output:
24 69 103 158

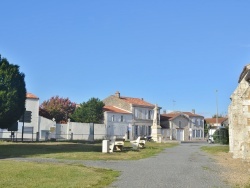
103 91 161 140
160 111 204 141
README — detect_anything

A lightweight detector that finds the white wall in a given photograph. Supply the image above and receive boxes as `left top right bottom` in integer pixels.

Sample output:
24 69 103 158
24 98 39 133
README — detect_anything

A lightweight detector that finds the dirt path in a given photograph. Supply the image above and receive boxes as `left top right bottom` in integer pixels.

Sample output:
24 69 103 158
210 151 250 187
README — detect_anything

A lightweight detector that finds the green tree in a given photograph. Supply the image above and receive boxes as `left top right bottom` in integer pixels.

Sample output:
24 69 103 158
0 55 26 129
212 114 224 118
204 120 209 137
213 127 229 145
39 96 76 123
70 98 104 123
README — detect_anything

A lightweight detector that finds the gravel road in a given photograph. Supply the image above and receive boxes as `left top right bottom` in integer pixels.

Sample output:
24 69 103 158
83 142 229 188
5 142 229 188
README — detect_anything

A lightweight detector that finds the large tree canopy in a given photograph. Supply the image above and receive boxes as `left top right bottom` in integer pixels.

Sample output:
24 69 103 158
0 55 26 129
39 96 76 123
70 98 104 123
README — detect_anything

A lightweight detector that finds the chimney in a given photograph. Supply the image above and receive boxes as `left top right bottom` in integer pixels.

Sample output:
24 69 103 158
141 98 144 101
115 91 120 98
192 109 195 114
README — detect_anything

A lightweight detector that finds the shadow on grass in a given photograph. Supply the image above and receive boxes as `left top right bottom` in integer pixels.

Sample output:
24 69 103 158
0 141 103 159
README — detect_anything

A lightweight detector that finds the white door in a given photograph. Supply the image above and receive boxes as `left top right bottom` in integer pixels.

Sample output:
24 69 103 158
177 129 184 141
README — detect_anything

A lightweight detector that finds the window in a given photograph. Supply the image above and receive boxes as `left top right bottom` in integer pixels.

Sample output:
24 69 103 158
192 130 196 138
200 120 203 127
148 110 151 120
196 130 200 137
134 125 138 136
179 121 181 128
139 109 142 119
112 115 115 122
148 126 151 135
121 115 123 122
135 109 138 118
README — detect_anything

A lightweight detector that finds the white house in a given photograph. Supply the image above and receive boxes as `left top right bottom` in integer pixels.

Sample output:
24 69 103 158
103 106 132 139
160 110 204 141
205 117 228 136
103 91 161 140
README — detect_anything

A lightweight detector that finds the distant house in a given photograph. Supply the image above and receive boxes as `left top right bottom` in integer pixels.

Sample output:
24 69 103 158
228 64 250 160
205 117 228 136
20 93 40 137
160 110 204 141
103 91 161 140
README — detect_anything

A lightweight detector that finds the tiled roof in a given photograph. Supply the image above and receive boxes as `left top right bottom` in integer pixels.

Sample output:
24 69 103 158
119 97 155 107
103 106 131 114
205 117 228 124
26 93 39 99
161 114 178 121
182 112 204 117
161 111 204 120
161 112 188 121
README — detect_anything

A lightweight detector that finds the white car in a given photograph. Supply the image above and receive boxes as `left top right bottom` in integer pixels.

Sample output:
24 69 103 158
207 135 214 144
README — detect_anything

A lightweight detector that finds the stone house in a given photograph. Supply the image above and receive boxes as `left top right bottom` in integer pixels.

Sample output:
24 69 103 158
160 111 204 141
103 91 161 140
205 117 228 136
228 64 250 161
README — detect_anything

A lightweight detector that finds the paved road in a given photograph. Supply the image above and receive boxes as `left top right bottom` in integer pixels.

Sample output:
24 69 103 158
83 142 229 188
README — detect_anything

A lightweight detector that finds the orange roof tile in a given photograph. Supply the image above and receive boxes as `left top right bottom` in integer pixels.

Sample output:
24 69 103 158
205 118 228 124
182 112 204 117
103 106 131 114
161 111 203 120
161 112 187 120
119 97 155 107
26 93 39 99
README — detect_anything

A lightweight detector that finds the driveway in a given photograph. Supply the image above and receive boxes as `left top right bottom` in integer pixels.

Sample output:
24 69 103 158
83 142 229 188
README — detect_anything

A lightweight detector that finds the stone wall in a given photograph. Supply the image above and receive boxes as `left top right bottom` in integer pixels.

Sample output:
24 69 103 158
229 64 250 161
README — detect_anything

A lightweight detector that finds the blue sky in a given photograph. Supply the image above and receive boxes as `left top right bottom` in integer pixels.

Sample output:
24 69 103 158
1 1 250 118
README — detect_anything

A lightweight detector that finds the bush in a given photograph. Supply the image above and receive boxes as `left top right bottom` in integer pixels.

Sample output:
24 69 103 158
213 127 229 145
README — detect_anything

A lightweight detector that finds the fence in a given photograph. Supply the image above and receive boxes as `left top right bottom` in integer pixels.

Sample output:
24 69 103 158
0 122 155 142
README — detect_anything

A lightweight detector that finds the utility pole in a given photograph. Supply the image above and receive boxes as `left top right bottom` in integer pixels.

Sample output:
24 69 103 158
216 90 219 126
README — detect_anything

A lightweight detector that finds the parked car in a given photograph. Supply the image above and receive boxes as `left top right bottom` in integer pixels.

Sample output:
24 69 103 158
207 135 214 144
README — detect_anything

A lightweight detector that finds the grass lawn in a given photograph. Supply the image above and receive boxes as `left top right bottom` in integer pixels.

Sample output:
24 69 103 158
0 141 178 160
200 145 229 154
0 160 119 188
0 141 178 188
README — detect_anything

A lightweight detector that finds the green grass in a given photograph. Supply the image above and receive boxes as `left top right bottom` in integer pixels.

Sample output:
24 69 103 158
0 141 178 188
200 145 229 154
0 160 119 188
0 141 178 160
